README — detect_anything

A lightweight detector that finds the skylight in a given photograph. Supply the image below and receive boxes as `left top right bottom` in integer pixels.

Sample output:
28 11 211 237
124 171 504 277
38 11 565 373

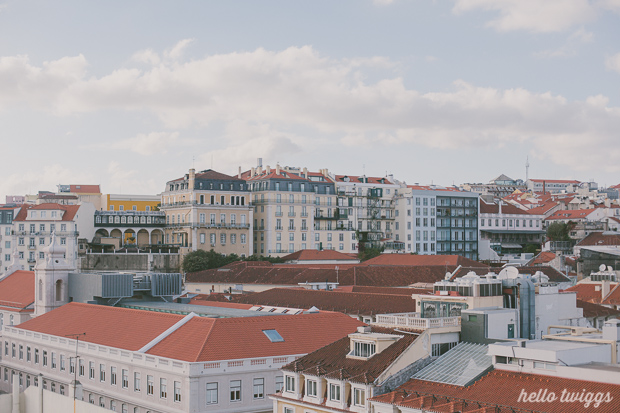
263 329 284 343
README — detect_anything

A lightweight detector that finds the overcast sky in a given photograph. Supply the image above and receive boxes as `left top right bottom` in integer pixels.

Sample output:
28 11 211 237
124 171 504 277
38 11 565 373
1 0 620 199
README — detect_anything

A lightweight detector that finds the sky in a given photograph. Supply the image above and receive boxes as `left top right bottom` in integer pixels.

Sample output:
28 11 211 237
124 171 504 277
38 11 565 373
1 0 620 199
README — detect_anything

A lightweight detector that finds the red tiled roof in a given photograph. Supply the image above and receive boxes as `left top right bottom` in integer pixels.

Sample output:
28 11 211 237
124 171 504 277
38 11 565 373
281 326 419 384
564 283 611 304
576 232 620 247
371 370 620 413
232 288 417 316
281 249 359 262
69 185 101 194
186 261 472 287
148 311 363 362
13 203 80 222
17 302 363 362
526 202 560 215
602 284 620 306
576 299 620 319
451 266 571 283
407 184 461 192
527 251 558 266
335 286 432 295
0 270 35 311
187 299 255 310
334 175 393 185
546 209 597 221
361 254 484 267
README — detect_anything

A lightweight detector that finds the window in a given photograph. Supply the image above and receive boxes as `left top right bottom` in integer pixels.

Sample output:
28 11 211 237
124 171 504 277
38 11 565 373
134 372 140 392
275 376 284 393
285 375 295 392
160 378 167 399
89 361 94 379
253 377 264 399
19 345 23 360
230 380 241 402
147 375 154 395
174 381 181 402
329 383 341 401
42 350 48 366
111 366 117 385
122 369 128 388
354 388 366 406
241 234 246 244
79 359 85 376
27 347 31 362
353 341 376 358
51 352 56 368
306 379 317 397
100 364 105 382
206 382 218 404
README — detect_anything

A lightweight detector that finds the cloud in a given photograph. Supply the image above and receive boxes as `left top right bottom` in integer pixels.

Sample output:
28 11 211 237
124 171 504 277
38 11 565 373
1 44 620 175
164 38 195 60
373 0 395 5
0 164 93 199
535 28 594 58
132 49 161 66
600 0 620 13
452 0 596 33
606 52 620 74
106 132 181 156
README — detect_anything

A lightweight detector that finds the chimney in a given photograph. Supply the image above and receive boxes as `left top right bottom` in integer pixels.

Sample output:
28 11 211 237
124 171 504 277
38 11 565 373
602 280 611 301
238 166 241 179
257 165 263 175
266 165 271 174
276 164 281 175
188 168 196 191
303 167 308 179
322 168 329 177
251 167 256 177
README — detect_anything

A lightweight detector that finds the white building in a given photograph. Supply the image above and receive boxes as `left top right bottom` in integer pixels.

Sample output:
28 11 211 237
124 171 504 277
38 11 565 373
0 204 20 274
11 203 95 271
0 302 363 412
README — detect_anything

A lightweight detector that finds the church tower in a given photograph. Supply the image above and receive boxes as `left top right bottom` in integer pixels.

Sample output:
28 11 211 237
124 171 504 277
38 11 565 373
34 234 74 317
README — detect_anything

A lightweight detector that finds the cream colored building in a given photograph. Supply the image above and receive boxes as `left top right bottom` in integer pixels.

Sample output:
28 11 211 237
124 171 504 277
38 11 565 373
160 169 253 257
243 164 356 257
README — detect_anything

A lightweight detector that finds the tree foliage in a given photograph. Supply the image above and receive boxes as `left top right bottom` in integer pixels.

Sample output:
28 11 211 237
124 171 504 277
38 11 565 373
358 247 383 261
546 222 571 242
182 250 284 273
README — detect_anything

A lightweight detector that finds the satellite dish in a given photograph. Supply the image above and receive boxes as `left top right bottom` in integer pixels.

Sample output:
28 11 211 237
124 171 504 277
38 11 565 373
608 266 614 272
445 272 452 280
499 266 520 279
600 264 607 272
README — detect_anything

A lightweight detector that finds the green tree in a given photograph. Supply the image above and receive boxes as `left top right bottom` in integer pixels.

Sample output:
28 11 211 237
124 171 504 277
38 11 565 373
546 222 571 241
182 249 238 273
358 247 382 261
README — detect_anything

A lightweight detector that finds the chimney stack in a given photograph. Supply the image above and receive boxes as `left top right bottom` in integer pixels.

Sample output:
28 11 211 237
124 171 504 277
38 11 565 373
238 166 241 179
303 167 308 179
266 165 271 174
276 164 281 175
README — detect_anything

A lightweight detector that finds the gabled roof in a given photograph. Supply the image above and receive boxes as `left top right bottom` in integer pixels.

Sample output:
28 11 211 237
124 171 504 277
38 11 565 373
0 270 35 312
576 299 620 319
281 326 419 384
360 254 484 268
281 249 359 262
526 251 558 266
13 203 80 222
576 232 620 247
69 185 101 194
371 370 620 412
17 302 363 362
546 209 597 221
564 283 609 304
195 169 244 181
231 288 417 316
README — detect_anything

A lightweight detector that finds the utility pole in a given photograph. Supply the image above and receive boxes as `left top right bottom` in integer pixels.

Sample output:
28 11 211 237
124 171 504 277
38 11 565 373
66 333 86 413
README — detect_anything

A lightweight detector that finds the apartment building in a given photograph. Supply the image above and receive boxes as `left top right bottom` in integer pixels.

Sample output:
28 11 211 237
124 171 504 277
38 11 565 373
0 302 363 413
332 175 399 250
395 185 479 260
243 164 355 256
526 178 581 194
11 203 95 271
0 205 19 273
160 169 253 257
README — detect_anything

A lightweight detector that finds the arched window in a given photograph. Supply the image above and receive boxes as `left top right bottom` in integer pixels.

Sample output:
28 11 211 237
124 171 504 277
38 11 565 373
55 280 62 302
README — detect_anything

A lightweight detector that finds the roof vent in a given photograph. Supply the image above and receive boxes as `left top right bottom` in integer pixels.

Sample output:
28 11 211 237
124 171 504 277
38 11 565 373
307 306 320 313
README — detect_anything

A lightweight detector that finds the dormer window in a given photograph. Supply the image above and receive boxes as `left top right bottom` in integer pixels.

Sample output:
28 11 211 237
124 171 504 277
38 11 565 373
353 341 376 358
285 375 295 392
329 383 341 401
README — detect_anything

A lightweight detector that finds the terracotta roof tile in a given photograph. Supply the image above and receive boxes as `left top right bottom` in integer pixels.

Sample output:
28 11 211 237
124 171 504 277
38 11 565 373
0 270 35 310
13 203 81 222
371 370 620 413
564 283 610 304
361 254 484 267
576 299 620 318
232 288 417 316
546 209 597 221
576 232 620 247
334 175 393 185
527 251 558 266
17 302 363 362
282 326 419 384
281 249 359 262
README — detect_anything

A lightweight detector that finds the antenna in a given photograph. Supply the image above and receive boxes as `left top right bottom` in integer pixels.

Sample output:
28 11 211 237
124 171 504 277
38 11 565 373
526 156 530 181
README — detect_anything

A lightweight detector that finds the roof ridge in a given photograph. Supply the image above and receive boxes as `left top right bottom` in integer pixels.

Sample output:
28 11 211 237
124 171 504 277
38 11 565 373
193 317 218 362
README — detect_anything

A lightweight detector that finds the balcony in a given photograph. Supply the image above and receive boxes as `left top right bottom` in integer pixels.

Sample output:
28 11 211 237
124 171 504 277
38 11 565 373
374 313 461 330
166 222 250 229
27 245 37 250
160 200 252 208
288 212 296 217
300 212 308 217
275 212 283 217
288 227 296 231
